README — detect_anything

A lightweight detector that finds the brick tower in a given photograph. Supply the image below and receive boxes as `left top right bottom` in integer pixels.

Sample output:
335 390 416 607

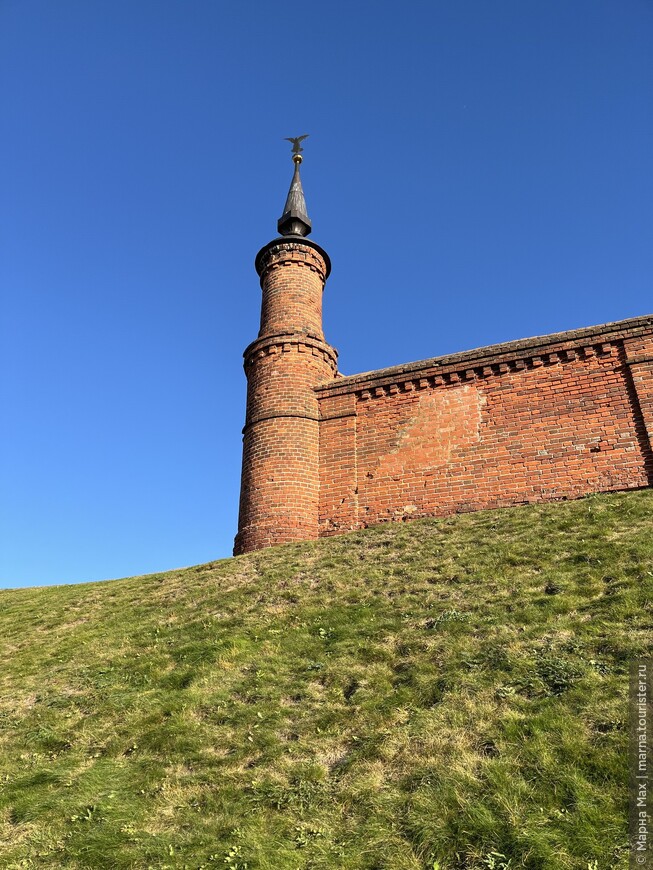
234 141 337 555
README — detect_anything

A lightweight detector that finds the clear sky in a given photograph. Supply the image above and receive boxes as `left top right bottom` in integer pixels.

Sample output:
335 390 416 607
1 0 651 588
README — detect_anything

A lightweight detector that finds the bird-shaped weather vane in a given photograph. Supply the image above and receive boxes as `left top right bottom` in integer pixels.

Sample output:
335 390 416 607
284 134 308 163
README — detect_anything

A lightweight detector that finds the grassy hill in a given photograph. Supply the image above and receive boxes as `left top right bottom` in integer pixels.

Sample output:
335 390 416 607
1 490 652 870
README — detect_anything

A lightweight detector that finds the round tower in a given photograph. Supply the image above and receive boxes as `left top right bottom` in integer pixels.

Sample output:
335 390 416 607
234 142 337 555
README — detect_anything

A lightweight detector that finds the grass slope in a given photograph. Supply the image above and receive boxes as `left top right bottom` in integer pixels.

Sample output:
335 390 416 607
1 490 652 870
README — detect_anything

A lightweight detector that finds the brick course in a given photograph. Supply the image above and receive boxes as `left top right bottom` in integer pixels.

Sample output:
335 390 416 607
235 232 653 554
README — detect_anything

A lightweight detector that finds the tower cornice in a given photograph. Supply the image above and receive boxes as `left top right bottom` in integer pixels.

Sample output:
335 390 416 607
242 333 338 372
255 236 331 281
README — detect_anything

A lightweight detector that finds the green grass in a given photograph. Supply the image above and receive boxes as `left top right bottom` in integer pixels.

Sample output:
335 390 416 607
1 489 652 869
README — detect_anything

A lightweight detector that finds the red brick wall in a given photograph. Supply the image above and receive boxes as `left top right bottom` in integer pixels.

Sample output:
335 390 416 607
317 318 653 536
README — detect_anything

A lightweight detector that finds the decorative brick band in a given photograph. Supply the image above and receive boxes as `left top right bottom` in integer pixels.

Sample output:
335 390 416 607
255 238 331 284
315 315 653 401
243 412 321 432
244 333 338 373
353 342 615 401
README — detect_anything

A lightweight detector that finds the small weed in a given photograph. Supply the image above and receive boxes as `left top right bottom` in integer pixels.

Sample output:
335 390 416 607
305 661 324 671
481 852 512 869
223 844 248 868
70 805 97 823
425 608 471 629
588 658 611 675
293 824 325 848
536 653 583 694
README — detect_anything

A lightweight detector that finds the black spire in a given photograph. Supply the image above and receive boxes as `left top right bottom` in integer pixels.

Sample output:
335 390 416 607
278 141 312 237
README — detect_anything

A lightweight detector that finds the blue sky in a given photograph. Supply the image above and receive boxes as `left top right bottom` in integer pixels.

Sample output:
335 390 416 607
1 0 651 588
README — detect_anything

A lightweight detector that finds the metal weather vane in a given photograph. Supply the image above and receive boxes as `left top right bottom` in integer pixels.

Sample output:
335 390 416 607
284 135 309 160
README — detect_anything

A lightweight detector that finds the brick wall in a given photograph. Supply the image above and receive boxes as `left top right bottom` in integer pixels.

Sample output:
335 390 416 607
317 316 653 536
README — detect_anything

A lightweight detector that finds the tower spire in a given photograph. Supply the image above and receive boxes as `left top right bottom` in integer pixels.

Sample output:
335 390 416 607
278 136 312 237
